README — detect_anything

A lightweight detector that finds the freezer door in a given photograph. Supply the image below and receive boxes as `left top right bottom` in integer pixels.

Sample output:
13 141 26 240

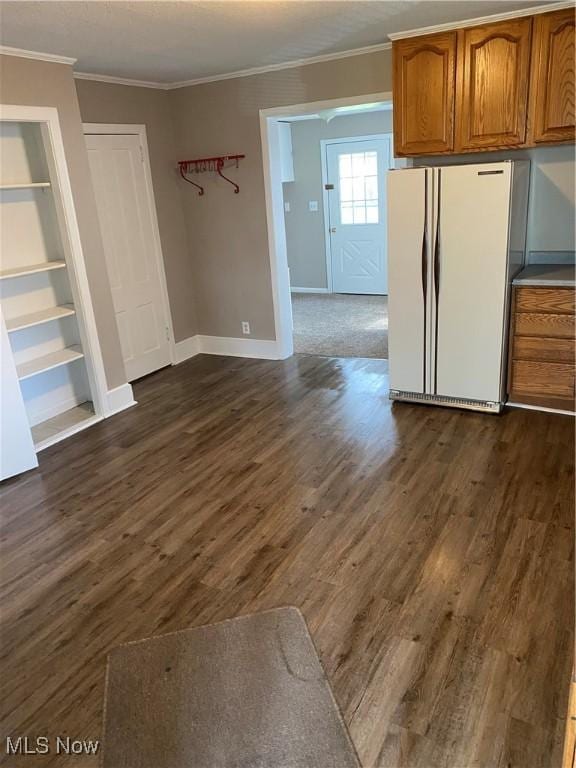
433 163 512 402
387 168 432 394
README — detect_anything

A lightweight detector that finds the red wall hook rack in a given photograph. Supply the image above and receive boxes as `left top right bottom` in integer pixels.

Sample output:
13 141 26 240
178 154 245 195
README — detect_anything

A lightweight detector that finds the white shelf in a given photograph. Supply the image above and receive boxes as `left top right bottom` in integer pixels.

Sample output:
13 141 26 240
16 345 84 381
32 402 100 451
6 304 76 333
0 182 51 190
0 260 67 280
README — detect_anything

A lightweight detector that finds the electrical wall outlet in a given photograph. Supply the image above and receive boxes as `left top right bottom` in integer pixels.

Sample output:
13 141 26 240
284 201 290 213
308 200 319 212
241 321 251 335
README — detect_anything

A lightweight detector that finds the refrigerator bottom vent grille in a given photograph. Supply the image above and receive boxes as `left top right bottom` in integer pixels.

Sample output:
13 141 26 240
389 390 501 413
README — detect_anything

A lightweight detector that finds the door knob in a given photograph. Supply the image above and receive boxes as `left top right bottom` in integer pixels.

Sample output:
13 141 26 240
330 227 336 233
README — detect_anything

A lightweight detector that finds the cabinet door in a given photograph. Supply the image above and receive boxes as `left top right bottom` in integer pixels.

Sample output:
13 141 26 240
529 8 575 143
456 18 532 150
393 32 456 155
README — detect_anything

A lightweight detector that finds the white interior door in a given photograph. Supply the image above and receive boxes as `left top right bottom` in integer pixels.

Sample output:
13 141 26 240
85 134 171 382
326 137 391 295
435 163 512 402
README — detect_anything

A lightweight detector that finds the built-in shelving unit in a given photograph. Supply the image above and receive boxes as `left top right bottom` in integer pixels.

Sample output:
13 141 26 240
1 109 108 478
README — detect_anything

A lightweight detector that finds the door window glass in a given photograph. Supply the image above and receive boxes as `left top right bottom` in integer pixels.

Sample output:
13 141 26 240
338 151 379 225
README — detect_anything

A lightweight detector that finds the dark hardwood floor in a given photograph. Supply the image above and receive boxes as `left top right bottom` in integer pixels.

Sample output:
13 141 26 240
1 354 574 767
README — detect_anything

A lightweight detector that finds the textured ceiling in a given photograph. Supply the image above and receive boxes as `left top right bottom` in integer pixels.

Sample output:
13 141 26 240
0 0 553 85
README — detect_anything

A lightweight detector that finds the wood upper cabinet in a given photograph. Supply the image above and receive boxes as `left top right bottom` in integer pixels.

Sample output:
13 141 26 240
393 32 457 155
529 8 576 144
456 18 532 150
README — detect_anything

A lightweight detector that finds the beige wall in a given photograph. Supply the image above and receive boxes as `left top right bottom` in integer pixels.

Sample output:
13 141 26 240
284 110 393 290
74 79 198 341
169 49 393 340
1 54 126 388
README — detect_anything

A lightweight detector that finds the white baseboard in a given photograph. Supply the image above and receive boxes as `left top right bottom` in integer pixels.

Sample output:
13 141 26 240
507 401 575 417
106 383 137 416
173 335 201 364
291 286 329 294
173 334 285 361
198 335 283 359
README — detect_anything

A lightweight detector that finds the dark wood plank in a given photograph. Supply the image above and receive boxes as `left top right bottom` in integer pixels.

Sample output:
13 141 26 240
0 354 573 767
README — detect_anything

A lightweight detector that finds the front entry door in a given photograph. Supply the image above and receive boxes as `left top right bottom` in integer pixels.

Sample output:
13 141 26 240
85 133 172 382
326 137 391 295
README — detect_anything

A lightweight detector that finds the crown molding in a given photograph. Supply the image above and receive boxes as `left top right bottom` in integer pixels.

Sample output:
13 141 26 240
73 40 392 91
163 41 392 89
388 1 575 40
73 71 169 89
0 45 77 66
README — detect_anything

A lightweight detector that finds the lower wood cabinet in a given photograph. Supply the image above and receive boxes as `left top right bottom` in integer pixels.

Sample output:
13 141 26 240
508 285 575 411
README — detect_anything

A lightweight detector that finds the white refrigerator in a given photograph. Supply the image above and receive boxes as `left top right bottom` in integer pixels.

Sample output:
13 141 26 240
387 161 529 413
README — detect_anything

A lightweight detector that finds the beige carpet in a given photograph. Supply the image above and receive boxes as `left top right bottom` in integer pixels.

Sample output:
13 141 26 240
102 607 360 768
292 292 388 359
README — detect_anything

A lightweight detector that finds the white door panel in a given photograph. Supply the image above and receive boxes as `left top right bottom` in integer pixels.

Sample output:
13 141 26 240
434 163 511 402
326 138 391 295
86 134 171 382
387 168 429 394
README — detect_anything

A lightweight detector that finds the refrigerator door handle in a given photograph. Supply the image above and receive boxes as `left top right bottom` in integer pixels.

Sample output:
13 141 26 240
422 169 428 392
433 168 441 394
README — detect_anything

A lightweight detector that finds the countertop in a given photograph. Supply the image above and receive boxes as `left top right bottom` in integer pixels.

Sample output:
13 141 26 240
513 264 575 287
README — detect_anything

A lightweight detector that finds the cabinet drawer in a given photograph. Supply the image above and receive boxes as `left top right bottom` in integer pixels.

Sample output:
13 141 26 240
515 287 575 314
513 335 575 364
511 359 575 398
515 311 575 338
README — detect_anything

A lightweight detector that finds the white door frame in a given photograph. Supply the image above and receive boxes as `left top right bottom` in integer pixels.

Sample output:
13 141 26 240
82 123 176 364
1 104 109 417
320 133 394 294
259 92 393 360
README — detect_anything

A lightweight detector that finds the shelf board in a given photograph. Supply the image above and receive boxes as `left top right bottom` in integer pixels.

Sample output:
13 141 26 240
6 304 76 333
0 182 51 190
32 402 100 451
16 345 84 381
0 260 67 280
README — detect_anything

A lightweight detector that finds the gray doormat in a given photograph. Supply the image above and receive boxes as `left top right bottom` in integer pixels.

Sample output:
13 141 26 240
101 607 360 768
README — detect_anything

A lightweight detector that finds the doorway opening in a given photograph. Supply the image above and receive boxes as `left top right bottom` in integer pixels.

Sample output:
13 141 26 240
260 93 403 361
